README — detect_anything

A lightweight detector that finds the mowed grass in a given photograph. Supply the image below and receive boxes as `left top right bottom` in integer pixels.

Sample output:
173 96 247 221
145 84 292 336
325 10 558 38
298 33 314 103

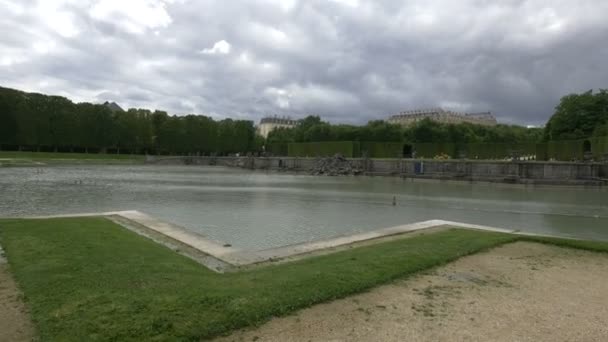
0 151 144 164
1 218 606 341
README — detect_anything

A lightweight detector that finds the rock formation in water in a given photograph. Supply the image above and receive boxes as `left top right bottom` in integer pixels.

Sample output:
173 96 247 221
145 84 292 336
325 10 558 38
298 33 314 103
310 154 363 176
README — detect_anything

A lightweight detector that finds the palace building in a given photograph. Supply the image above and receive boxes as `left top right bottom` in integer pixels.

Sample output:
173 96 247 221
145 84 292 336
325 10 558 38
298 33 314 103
387 108 497 127
256 116 300 138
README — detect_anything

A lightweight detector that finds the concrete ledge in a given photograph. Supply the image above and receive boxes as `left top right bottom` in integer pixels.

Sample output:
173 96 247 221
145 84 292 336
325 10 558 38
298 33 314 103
7 210 562 273
145 156 608 186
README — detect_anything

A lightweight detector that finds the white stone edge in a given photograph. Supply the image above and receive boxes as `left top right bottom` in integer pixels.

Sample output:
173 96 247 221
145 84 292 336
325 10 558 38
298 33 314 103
2 210 570 272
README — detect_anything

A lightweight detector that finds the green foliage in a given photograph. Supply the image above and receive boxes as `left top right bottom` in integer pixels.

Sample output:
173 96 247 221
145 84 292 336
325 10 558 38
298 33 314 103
358 120 402 142
545 140 585 161
406 119 542 144
535 143 548 161
267 116 542 158
519 235 608 254
463 143 537 159
590 136 608 159
0 86 256 155
287 141 405 158
3 218 608 340
540 136 608 161
516 137 608 162
593 122 608 137
0 217 516 340
265 127 294 156
288 141 359 157
0 151 143 160
280 116 546 159
413 142 457 158
544 89 608 140
360 142 404 158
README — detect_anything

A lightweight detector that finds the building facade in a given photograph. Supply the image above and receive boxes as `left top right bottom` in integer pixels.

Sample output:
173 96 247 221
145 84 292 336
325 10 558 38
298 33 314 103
387 108 497 127
256 116 300 138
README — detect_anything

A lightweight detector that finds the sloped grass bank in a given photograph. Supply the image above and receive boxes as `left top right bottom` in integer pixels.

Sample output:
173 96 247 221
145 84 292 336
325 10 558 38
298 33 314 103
0 217 605 341
0 151 144 166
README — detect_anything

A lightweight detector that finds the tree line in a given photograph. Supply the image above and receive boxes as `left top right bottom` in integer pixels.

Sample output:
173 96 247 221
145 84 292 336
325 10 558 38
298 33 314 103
266 115 543 149
267 89 608 151
2 85 606 156
543 89 608 140
0 86 259 155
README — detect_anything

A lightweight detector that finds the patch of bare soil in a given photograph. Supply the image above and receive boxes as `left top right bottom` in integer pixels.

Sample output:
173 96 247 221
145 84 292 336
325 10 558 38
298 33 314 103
214 242 608 342
0 263 35 342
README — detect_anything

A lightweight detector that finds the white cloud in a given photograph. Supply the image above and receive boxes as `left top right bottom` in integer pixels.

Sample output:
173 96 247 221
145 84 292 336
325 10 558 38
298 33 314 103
264 0 298 12
89 0 173 34
0 0 24 14
264 87 291 108
286 83 360 111
245 23 290 49
1 0 608 125
328 0 359 7
0 56 23 66
31 1 81 38
33 41 57 54
200 40 232 55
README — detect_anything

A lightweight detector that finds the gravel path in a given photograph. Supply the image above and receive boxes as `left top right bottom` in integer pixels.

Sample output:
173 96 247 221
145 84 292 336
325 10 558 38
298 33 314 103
215 242 608 342
0 264 35 342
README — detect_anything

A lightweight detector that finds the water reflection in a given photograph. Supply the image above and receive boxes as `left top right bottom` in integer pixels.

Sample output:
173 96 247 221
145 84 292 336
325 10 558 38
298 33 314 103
1 165 607 250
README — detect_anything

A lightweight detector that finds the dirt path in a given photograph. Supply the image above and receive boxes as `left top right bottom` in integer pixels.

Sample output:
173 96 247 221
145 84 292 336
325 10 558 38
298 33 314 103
0 262 35 342
215 242 608 342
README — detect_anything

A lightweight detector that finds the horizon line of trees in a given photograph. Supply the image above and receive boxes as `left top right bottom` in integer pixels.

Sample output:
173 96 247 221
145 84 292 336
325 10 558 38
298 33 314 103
1 85 607 156
266 115 544 149
0 86 259 155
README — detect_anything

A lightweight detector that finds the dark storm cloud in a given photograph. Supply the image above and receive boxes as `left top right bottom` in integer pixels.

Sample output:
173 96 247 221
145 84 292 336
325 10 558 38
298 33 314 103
1 0 607 126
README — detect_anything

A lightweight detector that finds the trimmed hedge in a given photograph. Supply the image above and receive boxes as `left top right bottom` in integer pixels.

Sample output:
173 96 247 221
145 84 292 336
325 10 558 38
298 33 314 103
541 137 608 161
545 140 584 161
464 143 537 159
535 143 548 161
590 136 608 160
284 137 608 160
413 143 457 158
266 142 288 156
288 141 359 157
288 141 406 158
360 142 404 158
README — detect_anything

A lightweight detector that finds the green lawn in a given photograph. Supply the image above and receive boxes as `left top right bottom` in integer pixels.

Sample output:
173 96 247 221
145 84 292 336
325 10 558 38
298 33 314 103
0 218 606 341
0 151 144 165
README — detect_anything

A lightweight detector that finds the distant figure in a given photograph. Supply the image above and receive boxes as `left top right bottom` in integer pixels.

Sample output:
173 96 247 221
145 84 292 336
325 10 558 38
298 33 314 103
392 196 396 206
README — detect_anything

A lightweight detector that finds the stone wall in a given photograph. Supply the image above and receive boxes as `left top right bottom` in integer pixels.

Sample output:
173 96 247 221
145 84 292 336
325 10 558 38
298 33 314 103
145 156 607 185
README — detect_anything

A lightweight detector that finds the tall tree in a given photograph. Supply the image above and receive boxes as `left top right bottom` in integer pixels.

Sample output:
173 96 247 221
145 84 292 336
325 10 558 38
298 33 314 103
544 89 608 140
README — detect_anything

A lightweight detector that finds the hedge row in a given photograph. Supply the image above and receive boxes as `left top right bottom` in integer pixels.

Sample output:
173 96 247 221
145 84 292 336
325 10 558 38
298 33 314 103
538 137 607 161
282 137 608 161
590 136 608 159
287 141 405 158
266 142 288 156
465 143 537 159
541 141 584 161
360 142 404 158
413 143 457 158
288 141 359 157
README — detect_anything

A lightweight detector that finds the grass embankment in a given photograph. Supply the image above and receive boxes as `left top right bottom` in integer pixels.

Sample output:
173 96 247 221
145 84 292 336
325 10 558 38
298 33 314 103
0 151 144 166
1 218 607 341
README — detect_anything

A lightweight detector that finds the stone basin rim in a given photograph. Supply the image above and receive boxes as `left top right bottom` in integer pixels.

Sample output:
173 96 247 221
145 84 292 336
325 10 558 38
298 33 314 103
1 210 575 272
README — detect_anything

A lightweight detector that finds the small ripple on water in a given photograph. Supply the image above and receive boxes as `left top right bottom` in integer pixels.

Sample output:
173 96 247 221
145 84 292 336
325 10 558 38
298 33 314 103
1 165 608 249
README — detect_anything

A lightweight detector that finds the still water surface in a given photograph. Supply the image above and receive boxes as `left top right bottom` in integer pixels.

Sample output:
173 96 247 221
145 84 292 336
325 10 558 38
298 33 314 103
1 165 607 250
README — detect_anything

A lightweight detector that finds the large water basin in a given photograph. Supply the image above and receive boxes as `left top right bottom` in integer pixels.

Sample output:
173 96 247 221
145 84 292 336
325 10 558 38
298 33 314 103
1 165 607 250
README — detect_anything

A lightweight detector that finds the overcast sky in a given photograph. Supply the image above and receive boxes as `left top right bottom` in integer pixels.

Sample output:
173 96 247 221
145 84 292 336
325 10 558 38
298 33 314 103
1 0 607 126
